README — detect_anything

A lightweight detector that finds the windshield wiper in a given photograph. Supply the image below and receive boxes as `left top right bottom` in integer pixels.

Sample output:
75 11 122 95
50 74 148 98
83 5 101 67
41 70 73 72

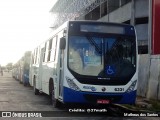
86 36 102 54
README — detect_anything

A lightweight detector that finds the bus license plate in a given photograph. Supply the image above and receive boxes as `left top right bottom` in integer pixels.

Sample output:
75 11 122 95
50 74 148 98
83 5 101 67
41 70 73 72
97 100 110 104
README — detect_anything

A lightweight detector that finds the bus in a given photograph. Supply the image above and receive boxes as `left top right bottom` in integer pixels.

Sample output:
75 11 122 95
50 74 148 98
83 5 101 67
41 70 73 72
23 51 31 86
12 63 19 79
12 58 23 82
12 51 31 86
29 20 138 107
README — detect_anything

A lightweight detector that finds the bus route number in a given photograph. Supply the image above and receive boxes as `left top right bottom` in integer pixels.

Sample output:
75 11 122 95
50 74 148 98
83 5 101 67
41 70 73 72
114 88 124 91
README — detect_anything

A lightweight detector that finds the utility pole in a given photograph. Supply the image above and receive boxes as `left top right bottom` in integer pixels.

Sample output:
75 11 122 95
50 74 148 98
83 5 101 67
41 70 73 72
148 0 152 55
130 0 135 26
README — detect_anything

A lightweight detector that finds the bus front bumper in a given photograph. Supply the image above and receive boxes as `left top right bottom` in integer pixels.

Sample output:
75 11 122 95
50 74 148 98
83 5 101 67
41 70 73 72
63 87 136 104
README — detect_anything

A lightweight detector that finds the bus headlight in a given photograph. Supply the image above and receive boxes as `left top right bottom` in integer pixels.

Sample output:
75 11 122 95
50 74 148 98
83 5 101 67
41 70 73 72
66 77 80 91
126 80 137 93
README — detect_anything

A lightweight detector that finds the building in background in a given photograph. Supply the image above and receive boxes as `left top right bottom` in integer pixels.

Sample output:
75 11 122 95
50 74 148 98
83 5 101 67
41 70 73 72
50 0 149 54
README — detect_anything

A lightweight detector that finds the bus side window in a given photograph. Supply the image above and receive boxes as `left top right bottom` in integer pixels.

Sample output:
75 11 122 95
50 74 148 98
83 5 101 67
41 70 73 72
45 41 49 62
37 47 40 64
47 39 53 62
43 42 47 62
50 36 58 61
31 52 34 64
33 49 36 64
36 47 40 64
35 48 38 64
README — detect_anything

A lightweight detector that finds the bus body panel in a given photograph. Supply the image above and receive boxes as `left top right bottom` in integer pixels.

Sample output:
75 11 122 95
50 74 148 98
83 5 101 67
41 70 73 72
62 64 138 104
63 87 136 104
30 22 68 97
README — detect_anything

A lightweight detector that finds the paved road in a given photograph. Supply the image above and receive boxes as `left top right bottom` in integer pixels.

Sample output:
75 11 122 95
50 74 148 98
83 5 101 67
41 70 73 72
0 72 53 111
0 72 159 120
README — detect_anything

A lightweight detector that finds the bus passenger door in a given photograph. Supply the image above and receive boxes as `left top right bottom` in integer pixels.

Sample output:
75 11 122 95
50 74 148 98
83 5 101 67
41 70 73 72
38 47 44 90
59 51 64 98
59 36 65 98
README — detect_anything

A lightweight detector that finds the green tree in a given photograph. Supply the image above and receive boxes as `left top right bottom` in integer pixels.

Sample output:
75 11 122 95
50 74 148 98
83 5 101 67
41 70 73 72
6 63 13 71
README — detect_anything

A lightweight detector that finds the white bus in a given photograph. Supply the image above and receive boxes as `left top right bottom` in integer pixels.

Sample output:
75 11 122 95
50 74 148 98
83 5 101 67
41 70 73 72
12 51 31 86
29 21 138 107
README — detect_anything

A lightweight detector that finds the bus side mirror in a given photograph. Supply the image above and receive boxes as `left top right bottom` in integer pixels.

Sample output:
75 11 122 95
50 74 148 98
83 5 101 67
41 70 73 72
60 37 66 49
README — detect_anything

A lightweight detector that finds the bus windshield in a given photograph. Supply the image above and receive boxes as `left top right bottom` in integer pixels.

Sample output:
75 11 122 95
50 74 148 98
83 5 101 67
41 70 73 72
68 35 136 78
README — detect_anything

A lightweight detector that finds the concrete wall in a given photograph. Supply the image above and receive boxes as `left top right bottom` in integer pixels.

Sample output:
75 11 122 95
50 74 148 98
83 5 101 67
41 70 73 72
99 0 149 43
99 2 132 23
135 0 149 18
147 55 160 100
138 54 160 100
135 24 148 41
99 0 149 22
137 54 150 97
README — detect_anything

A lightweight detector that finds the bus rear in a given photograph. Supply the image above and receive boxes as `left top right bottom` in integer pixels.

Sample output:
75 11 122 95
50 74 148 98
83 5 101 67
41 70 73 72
60 21 138 105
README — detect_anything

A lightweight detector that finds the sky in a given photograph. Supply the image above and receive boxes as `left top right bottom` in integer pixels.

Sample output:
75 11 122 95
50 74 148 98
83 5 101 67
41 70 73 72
0 0 57 66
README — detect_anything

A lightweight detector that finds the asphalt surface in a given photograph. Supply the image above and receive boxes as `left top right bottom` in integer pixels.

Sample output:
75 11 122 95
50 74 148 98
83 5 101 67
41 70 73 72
0 72 159 120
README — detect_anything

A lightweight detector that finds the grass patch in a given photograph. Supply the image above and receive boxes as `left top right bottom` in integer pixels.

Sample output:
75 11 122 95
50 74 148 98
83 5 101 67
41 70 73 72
123 100 160 112
123 104 142 111
148 100 160 111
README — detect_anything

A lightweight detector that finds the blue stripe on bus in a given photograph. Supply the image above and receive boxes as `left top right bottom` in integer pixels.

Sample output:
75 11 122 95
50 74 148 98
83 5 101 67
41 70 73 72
63 87 136 104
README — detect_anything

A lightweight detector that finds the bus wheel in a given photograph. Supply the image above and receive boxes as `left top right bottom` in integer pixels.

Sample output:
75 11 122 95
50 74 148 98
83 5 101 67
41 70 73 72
51 84 61 108
33 79 39 95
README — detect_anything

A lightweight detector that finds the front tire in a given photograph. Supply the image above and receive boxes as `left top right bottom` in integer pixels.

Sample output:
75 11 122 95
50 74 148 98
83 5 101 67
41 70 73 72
52 90 61 108
50 81 61 108
33 79 39 95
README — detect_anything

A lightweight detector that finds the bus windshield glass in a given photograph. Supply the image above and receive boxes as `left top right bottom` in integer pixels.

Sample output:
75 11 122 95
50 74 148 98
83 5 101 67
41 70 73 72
68 35 136 78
